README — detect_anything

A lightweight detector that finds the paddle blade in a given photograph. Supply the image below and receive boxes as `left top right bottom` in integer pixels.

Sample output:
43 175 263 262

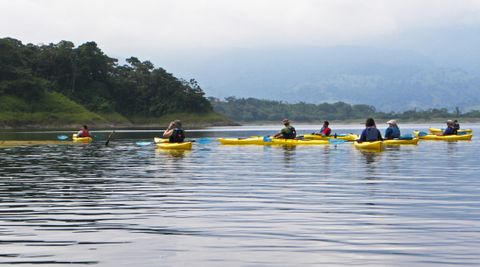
136 141 153 146
57 135 68 140
418 131 428 137
399 134 413 140
328 138 345 144
197 138 212 144
457 131 468 135
263 136 272 142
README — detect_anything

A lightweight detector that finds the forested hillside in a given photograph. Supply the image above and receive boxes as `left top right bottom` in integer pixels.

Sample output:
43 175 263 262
210 97 480 122
0 37 227 127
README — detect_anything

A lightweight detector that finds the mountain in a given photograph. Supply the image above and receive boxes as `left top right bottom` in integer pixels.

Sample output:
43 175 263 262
163 46 480 112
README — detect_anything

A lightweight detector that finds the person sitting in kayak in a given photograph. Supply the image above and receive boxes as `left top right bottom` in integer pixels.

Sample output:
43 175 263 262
315 120 331 136
443 120 456 135
384 120 401 139
358 118 383 142
453 120 460 133
163 120 185 143
274 119 296 139
76 125 91 137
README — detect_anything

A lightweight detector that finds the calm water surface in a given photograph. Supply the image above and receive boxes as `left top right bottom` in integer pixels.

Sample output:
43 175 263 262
1 124 479 266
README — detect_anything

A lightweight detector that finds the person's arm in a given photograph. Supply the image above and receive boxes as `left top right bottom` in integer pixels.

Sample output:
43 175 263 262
378 129 384 141
77 130 83 136
384 128 391 139
358 129 367 142
163 129 173 138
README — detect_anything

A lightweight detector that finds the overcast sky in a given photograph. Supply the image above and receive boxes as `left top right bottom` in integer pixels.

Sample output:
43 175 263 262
1 0 480 57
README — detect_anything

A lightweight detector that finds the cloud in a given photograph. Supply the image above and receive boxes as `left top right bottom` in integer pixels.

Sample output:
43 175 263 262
1 0 480 56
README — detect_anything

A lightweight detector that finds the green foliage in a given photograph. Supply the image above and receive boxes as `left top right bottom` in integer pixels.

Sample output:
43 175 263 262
0 37 213 126
211 97 480 122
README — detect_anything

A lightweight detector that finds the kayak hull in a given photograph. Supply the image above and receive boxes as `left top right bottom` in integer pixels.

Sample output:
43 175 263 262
72 134 92 143
268 138 329 145
354 141 383 151
414 131 473 141
383 138 420 146
156 142 192 150
429 128 472 135
218 137 264 145
303 134 358 141
154 137 169 143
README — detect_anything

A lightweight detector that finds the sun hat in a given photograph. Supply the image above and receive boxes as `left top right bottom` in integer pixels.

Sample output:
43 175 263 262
386 119 397 125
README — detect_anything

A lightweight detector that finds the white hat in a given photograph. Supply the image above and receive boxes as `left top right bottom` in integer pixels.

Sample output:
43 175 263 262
386 119 397 125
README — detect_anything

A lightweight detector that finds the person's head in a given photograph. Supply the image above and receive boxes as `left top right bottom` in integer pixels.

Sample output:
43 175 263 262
282 118 290 126
323 120 329 127
365 118 376 127
82 125 88 130
446 119 453 126
454 119 458 123
386 119 397 126
174 120 182 128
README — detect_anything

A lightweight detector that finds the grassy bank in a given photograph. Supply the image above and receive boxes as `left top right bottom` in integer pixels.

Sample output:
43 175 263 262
0 92 235 129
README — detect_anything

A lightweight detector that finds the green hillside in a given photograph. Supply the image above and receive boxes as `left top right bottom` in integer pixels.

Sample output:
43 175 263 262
0 37 230 128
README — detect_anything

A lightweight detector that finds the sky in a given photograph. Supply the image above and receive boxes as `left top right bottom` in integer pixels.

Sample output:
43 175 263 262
1 0 480 57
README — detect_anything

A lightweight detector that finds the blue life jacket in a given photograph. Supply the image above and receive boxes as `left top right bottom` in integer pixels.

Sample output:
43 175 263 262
366 127 380 141
169 128 185 143
385 126 400 139
283 126 296 139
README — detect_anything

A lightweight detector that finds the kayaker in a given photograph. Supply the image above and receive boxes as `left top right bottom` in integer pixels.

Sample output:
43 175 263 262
384 120 401 139
76 125 91 137
274 119 296 139
358 118 383 142
453 120 460 133
163 120 185 143
315 120 331 136
443 120 456 135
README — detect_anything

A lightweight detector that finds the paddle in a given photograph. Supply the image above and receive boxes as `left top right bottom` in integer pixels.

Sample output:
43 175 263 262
57 135 69 140
263 136 272 142
136 141 152 146
105 131 115 146
417 131 429 137
328 138 346 144
196 138 212 144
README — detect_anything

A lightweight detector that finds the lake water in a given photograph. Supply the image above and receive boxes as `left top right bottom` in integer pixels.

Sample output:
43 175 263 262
1 124 479 266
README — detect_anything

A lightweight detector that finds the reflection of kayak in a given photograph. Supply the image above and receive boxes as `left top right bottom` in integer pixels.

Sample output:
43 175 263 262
414 131 473 141
156 142 192 150
354 141 383 151
0 140 70 147
303 133 358 141
383 138 420 146
268 138 329 145
429 128 472 135
72 134 92 143
218 137 329 145
218 137 264 145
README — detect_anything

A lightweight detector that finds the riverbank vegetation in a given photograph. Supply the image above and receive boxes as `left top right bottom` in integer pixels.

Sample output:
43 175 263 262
0 37 229 128
210 97 480 123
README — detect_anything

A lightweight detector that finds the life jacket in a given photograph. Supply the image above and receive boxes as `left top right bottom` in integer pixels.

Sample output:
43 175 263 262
320 127 331 136
387 126 400 139
365 127 379 141
169 128 185 143
282 126 296 139
79 129 90 137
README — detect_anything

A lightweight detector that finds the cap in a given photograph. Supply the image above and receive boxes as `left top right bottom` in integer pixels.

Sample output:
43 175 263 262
282 118 289 124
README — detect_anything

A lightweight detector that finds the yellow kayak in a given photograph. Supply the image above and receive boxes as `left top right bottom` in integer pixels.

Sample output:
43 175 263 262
156 142 192 150
429 127 472 135
154 137 169 143
218 137 264 145
354 141 383 151
383 138 420 146
72 134 93 143
414 131 473 141
268 138 329 146
303 133 358 141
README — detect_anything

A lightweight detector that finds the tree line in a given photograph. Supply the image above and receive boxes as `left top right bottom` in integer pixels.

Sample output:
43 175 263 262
0 37 212 118
210 97 480 122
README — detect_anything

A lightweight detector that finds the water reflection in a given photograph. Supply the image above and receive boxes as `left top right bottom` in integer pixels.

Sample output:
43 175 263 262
0 127 479 266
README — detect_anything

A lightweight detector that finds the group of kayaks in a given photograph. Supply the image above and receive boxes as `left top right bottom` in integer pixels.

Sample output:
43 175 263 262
36 128 474 152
